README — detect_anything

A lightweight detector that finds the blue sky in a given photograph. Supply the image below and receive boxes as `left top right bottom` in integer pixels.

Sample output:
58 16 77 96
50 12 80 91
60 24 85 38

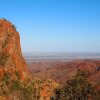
0 0 100 53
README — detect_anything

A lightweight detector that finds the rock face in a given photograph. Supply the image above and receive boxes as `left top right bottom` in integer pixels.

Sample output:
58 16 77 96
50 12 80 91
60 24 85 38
0 19 28 79
0 19 57 100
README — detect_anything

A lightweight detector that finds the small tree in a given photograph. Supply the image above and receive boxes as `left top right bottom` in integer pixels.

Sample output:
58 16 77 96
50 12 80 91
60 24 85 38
53 71 99 100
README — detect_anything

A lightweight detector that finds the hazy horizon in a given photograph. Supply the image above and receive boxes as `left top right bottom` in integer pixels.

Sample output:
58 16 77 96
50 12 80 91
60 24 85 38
23 52 100 60
23 51 100 54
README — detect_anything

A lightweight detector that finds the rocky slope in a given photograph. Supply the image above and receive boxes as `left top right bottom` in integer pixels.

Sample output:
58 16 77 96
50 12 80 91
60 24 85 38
0 19 58 100
0 19 28 80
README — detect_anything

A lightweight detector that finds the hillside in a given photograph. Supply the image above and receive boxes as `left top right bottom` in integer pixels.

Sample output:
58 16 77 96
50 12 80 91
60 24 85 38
28 59 100 86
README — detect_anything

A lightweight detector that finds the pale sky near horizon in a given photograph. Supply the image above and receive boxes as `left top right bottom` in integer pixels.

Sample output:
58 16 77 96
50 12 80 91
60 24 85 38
0 0 100 53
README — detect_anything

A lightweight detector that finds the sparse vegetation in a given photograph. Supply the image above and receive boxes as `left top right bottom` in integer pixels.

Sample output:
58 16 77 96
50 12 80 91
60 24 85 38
0 70 57 100
2 40 8 48
52 71 100 100
0 53 9 66
2 33 13 48
0 18 17 31
2 18 7 21
0 71 36 100
12 24 16 30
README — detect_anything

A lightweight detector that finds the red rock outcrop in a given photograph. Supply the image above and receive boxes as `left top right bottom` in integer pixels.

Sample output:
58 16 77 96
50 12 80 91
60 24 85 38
0 19 29 79
0 19 58 100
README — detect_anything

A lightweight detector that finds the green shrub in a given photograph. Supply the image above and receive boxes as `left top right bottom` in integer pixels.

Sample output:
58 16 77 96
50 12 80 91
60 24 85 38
11 80 21 91
12 24 16 30
0 53 9 66
2 18 7 21
2 73 11 85
53 71 99 100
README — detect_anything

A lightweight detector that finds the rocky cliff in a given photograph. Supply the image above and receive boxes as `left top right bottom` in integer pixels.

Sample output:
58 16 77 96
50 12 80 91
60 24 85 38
0 19 28 80
0 19 58 100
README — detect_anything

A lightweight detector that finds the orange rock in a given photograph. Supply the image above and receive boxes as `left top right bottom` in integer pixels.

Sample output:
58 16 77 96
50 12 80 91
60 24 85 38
0 19 29 79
